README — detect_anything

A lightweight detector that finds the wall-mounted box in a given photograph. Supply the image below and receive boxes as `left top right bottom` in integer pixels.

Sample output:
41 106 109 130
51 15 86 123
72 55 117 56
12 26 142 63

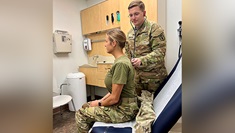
53 30 72 53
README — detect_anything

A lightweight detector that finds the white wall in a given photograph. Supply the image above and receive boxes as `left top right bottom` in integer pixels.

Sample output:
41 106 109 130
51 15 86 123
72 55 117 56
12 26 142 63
86 0 106 7
53 0 88 92
159 0 182 72
157 0 167 31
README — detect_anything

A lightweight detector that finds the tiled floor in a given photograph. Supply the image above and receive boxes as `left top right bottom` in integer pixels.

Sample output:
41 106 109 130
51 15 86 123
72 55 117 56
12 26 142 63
53 110 182 133
53 110 77 133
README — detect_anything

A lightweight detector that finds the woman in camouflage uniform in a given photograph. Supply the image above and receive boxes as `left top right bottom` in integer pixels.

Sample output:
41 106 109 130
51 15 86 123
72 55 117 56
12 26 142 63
75 29 139 133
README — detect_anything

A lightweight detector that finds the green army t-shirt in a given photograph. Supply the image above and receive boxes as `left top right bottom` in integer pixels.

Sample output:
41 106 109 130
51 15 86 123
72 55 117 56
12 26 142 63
104 55 136 98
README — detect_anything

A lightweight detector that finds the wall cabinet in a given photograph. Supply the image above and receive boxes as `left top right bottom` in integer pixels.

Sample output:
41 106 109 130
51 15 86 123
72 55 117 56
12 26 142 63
100 0 120 31
81 0 120 35
81 4 101 35
79 64 112 88
96 64 112 87
79 67 97 86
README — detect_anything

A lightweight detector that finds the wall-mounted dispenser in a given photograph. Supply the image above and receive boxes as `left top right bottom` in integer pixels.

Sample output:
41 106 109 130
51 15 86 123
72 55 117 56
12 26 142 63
83 38 92 51
53 30 72 53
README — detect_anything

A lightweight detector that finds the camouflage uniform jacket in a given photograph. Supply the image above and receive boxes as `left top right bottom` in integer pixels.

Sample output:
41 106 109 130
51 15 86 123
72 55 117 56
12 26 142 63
125 20 168 84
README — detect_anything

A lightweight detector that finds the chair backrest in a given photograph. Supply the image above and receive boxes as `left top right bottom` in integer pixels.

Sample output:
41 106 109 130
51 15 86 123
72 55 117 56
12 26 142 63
151 55 182 133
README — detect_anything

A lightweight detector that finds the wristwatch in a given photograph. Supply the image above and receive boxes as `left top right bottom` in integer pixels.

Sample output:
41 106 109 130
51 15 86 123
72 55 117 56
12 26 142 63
98 101 102 106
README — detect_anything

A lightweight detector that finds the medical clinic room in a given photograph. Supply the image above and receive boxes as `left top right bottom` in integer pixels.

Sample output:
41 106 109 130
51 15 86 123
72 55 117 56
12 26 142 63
52 0 182 132
2 0 235 133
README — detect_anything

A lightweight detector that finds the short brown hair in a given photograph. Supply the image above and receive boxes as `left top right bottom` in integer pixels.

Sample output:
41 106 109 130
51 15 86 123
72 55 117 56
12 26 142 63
128 0 145 11
106 29 126 49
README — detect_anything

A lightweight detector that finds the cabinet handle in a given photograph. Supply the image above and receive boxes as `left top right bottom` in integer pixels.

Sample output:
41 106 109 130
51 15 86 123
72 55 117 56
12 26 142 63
106 15 109 25
105 68 111 70
111 13 114 24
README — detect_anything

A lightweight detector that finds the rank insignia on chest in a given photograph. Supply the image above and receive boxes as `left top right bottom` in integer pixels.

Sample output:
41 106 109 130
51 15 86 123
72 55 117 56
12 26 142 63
128 34 135 40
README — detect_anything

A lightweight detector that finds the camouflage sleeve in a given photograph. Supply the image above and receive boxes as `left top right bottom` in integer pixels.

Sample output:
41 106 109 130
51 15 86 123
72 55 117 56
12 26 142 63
125 39 131 59
139 23 166 67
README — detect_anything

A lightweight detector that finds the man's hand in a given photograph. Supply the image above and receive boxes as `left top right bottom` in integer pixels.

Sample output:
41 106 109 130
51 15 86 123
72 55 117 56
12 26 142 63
131 58 142 67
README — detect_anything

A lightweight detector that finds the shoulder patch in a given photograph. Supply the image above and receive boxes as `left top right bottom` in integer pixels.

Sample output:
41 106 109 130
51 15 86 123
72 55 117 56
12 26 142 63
158 33 165 41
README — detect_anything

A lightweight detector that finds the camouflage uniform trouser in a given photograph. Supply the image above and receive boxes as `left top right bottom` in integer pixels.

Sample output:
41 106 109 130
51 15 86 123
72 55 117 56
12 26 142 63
134 71 165 96
75 98 139 133
134 71 166 133
134 90 155 133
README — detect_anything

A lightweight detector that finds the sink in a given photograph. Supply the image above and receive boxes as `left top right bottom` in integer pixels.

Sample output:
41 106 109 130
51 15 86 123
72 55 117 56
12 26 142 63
79 64 97 68
97 61 114 64
80 55 114 68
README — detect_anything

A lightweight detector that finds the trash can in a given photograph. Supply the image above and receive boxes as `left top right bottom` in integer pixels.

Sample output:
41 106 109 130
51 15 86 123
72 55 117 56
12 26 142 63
65 72 86 111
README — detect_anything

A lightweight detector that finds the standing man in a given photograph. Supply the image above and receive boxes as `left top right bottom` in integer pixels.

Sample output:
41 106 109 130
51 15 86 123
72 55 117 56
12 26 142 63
125 0 168 132
125 0 167 96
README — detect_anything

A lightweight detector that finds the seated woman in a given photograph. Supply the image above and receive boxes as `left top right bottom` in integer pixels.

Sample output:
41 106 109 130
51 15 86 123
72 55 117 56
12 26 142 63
75 29 139 133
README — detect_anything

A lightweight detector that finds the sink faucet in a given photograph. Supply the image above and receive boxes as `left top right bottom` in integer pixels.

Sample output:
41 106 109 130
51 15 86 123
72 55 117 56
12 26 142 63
91 55 99 65
93 55 99 60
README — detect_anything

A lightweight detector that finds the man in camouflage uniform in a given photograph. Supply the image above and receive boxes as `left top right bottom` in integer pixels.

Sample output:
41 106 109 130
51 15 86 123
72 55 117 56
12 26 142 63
126 0 167 96
125 0 168 132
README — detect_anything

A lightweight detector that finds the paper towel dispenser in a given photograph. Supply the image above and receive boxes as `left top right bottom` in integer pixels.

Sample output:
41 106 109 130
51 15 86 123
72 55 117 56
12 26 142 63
83 38 92 51
53 30 72 53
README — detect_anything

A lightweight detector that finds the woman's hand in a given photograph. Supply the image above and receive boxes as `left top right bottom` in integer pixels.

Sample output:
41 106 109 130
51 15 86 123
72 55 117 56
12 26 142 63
89 100 100 107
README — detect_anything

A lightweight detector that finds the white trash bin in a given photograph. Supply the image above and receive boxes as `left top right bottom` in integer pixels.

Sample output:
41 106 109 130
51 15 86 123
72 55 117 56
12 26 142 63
65 72 86 111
